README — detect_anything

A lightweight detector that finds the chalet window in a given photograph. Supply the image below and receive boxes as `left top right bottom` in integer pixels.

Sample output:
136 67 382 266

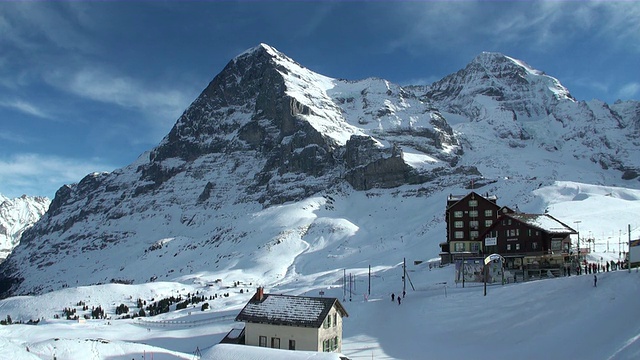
471 243 480 252
454 221 464 228
454 211 463 218
323 339 330 352
333 313 337 327
508 229 518 237
551 240 562 251
454 231 464 239
469 220 479 229
289 339 296 350
469 210 478 217
507 244 511 251
470 230 479 239
484 209 493 217
323 316 330 328
485 220 493 227
532 242 538 250
528 229 532 236
259 336 267 347
455 242 465 252
468 200 478 207
516 243 520 250
507 219 512 225
333 336 339 351
271 337 280 349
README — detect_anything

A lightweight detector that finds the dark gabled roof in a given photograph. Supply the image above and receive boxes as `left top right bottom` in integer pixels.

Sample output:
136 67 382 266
446 191 498 209
235 294 348 328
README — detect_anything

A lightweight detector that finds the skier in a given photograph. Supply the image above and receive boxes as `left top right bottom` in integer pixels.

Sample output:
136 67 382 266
397 296 401 305
391 293 395 302
594 274 597 287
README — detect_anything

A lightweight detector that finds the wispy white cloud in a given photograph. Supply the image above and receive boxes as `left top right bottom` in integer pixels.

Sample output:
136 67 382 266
43 67 193 139
0 2 97 54
617 83 640 100
0 131 31 144
388 2 640 53
0 99 52 119
0 153 117 199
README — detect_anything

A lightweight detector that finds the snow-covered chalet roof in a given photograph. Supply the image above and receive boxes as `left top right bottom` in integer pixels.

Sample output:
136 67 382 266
235 293 348 328
506 213 576 234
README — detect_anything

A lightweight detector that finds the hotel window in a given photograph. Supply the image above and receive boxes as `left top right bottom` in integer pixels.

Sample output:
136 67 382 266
469 210 478 217
468 200 478 207
469 220 479 229
289 340 296 350
471 243 480 252
271 337 280 349
454 211 463 218
259 336 267 347
455 242 465 252
454 231 464 239
484 209 493 217
516 243 520 250
485 220 493 227
470 230 479 239
507 244 511 251
454 221 464 228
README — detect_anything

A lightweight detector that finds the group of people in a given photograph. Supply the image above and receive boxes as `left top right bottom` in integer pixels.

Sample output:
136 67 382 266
390 291 406 305
564 259 624 276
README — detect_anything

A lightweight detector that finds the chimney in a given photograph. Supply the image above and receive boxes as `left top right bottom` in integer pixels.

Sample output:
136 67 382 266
254 287 264 301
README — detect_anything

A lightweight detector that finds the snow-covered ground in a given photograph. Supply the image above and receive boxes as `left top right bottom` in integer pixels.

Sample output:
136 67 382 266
1 181 639 359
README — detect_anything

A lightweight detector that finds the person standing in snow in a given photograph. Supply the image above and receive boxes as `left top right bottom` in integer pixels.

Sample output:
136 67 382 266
391 293 395 302
397 296 401 305
594 274 597 287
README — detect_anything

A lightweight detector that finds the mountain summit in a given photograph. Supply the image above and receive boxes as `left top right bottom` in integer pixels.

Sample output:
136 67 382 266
0 45 638 297
425 51 574 120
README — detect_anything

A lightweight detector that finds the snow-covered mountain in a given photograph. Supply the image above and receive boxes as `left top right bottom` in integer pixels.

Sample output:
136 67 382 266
0 44 638 298
422 52 640 182
0 194 50 263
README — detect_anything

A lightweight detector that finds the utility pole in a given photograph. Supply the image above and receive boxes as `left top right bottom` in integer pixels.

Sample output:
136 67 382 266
343 269 346 302
368 265 371 296
402 258 406 296
574 221 581 273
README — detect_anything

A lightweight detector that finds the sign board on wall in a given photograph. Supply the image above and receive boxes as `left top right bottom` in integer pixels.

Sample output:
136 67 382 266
485 237 497 246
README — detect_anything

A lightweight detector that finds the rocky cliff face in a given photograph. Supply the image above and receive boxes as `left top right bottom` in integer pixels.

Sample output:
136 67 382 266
0 194 50 263
1 45 638 297
0 44 463 296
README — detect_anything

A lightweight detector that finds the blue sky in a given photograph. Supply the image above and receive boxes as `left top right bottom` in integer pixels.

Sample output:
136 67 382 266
1 1 638 199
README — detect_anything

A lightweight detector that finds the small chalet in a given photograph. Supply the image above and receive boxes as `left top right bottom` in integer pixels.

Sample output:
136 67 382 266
480 213 577 277
441 192 513 264
233 288 349 353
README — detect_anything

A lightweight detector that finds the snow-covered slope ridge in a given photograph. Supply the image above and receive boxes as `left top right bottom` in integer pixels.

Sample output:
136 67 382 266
0 194 49 263
0 45 638 298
